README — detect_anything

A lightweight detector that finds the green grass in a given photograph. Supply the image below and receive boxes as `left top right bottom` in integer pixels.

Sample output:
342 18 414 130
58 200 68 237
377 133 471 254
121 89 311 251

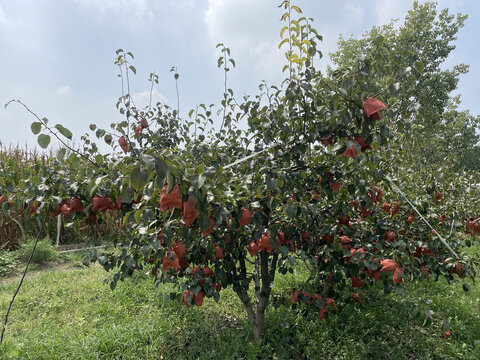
0 252 479 359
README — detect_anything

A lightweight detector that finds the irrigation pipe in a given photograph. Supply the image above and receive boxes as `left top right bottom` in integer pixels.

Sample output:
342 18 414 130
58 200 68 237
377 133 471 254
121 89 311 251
59 245 106 254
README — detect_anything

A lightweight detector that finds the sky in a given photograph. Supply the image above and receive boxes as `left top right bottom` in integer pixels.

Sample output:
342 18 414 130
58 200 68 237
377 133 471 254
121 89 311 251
0 0 479 152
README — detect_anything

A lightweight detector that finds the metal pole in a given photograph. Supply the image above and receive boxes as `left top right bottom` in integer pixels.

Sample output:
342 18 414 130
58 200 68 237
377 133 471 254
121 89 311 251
56 215 61 247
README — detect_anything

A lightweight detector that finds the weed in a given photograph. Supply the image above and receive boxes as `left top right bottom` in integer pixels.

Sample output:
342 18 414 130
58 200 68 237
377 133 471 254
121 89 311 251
14 237 58 264
0 251 19 277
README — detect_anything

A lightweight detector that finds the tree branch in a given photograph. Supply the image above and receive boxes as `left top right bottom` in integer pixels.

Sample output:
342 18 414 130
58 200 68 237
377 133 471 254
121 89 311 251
254 254 261 305
258 251 273 312
237 290 256 326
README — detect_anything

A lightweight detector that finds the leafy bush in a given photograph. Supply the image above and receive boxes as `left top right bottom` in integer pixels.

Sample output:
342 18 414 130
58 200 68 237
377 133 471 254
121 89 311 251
15 237 58 264
0 250 19 276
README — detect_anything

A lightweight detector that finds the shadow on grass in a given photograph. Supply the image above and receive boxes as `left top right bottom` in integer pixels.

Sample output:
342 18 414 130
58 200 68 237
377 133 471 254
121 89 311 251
156 283 480 360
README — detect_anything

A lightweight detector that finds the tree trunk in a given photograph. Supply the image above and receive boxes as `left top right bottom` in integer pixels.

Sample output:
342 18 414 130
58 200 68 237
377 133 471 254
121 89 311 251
253 308 265 340
235 250 278 341
238 291 266 341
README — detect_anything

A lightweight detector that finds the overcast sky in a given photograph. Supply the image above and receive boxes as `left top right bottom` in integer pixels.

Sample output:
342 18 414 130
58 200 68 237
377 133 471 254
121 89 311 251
1 0 479 152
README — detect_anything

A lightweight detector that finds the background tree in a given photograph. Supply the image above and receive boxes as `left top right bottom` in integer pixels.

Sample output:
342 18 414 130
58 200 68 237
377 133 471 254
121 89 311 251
330 1 480 172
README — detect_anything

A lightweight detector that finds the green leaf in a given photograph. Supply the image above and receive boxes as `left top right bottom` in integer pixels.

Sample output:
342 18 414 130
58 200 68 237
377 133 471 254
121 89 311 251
37 134 51 148
191 284 202 296
415 61 425 73
279 245 289 257
55 124 73 140
134 209 143 223
140 154 156 171
57 148 66 160
266 178 278 191
68 153 80 169
89 124 96 131
442 320 450 331
130 166 148 191
389 83 400 95
95 154 103 164
191 174 206 190
291 5 302 13
155 159 168 180
31 122 42 135
121 184 133 204
129 65 136 74
373 35 384 46
140 245 150 258
286 204 297 218
96 129 105 138
197 213 211 231
204 167 217 178
338 88 347 97
278 38 289 49
104 134 112 145
166 172 175 193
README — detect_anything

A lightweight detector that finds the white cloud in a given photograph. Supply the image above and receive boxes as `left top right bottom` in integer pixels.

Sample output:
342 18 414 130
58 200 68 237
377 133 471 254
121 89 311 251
374 0 411 26
0 5 8 26
75 0 154 20
132 88 167 109
0 3 52 56
438 0 464 13
373 1 465 32
344 2 366 24
166 0 195 9
204 0 285 83
56 85 71 96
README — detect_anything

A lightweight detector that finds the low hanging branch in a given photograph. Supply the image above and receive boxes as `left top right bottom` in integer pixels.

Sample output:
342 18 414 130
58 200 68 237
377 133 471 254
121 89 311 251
0 215 47 344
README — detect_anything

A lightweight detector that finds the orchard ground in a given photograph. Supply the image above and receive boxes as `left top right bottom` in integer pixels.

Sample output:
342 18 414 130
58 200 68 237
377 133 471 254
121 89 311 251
0 244 480 359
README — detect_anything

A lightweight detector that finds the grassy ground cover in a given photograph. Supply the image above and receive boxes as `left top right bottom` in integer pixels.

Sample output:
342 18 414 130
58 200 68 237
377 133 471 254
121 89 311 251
0 248 479 359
